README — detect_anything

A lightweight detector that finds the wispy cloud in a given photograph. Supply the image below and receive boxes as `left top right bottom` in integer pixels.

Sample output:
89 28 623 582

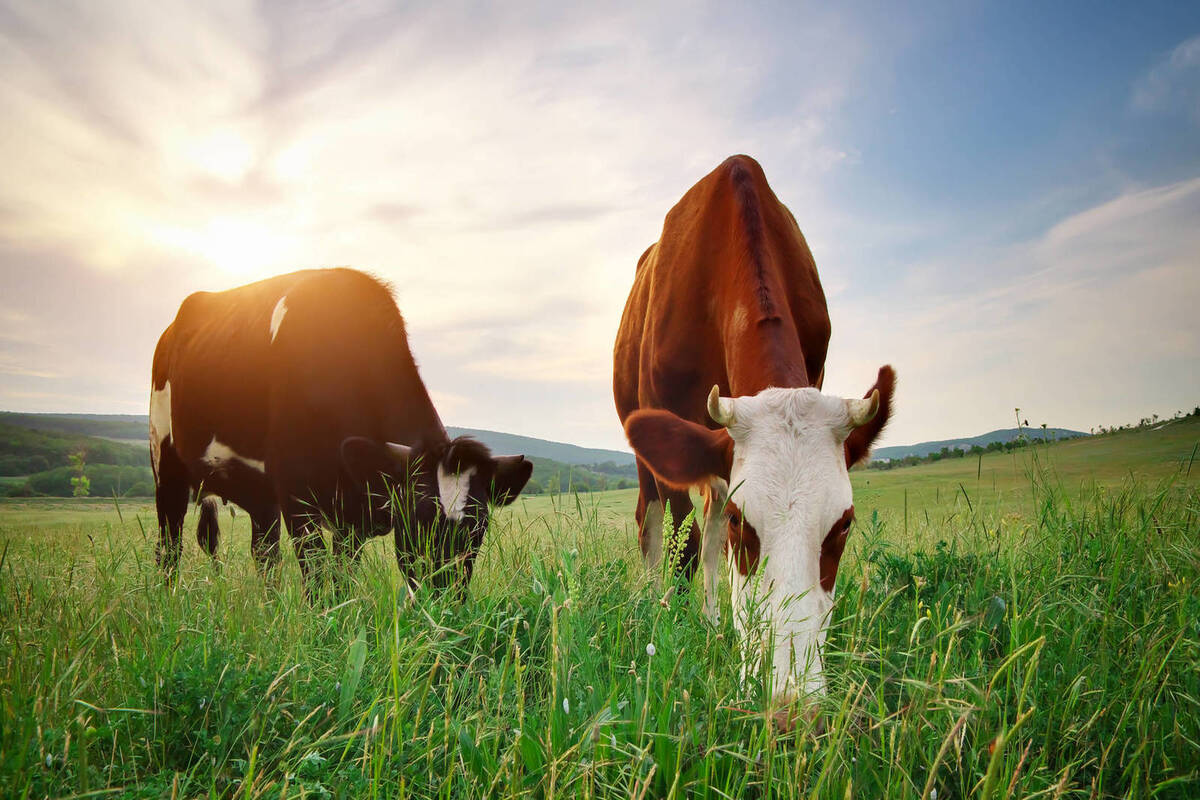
825 175 1200 442
0 362 60 379
1 4 1196 450
0 1 866 446
1132 34 1200 123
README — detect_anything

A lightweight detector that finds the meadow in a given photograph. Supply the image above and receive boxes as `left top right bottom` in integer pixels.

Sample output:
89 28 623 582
1 418 1197 798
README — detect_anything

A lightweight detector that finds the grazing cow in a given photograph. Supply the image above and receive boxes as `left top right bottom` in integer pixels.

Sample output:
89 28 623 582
613 155 894 715
150 268 532 592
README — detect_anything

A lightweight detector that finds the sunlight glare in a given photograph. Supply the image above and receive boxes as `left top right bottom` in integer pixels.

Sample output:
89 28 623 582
184 128 255 182
151 217 288 280
198 218 286 278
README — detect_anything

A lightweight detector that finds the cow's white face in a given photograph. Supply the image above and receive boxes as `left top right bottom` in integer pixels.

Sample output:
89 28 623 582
624 380 884 720
340 436 533 592
715 388 861 705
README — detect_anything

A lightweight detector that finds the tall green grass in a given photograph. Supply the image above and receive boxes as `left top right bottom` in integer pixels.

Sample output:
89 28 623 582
1 455 1197 797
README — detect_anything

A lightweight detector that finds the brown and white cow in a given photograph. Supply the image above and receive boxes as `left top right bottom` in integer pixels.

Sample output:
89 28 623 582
613 155 894 711
150 267 532 592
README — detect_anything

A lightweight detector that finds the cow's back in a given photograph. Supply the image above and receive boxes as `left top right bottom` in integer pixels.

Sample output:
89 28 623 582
261 269 443 505
152 270 320 467
614 155 831 427
152 268 443 512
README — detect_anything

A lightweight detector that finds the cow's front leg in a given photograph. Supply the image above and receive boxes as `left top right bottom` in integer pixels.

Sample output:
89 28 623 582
701 480 729 623
153 443 190 582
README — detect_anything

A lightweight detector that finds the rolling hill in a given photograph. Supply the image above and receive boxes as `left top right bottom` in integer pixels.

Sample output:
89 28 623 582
871 426 1087 461
5 411 1136 497
0 413 635 466
0 412 147 444
0 415 636 497
445 427 634 466
851 413 1200 522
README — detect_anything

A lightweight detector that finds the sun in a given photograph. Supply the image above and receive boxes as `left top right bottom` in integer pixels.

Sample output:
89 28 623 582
195 218 288 278
149 217 289 281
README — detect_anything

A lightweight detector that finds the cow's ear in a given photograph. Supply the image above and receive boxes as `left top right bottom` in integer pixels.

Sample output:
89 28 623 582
489 455 533 506
340 437 413 485
845 365 895 468
625 410 733 489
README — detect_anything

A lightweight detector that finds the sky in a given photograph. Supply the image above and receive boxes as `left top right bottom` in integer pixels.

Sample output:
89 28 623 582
0 0 1198 452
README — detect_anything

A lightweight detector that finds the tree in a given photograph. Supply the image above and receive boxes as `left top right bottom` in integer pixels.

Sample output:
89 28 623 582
68 450 90 497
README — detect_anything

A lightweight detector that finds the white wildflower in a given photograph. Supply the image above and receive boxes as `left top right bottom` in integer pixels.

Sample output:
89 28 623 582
562 697 570 714
646 642 656 657
930 790 937 800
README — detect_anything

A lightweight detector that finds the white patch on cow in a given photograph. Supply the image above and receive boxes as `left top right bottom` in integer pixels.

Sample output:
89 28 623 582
718 387 857 703
642 499 664 573
149 381 172 476
269 296 288 343
202 436 266 475
436 464 476 521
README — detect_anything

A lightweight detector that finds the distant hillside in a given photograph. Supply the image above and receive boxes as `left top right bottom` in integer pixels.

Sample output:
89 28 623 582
0 422 149 475
873 427 1088 461
854 413 1200 496
0 413 636 467
446 427 634 467
0 412 147 443
0 413 636 497
520 456 637 495
0 422 153 497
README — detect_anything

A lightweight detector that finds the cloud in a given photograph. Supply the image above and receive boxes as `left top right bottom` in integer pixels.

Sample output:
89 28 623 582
824 176 1200 444
0 362 60 379
10 3 1188 453
1132 34 1200 123
0 1 867 448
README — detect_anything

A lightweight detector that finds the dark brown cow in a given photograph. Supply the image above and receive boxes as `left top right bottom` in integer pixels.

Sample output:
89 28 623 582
150 268 532 592
613 155 894 710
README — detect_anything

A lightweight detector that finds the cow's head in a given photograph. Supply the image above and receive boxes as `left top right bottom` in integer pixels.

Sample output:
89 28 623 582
625 366 894 714
340 435 533 591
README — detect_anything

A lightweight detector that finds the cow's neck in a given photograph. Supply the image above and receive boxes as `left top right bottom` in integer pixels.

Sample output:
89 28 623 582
726 318 811 395
384 374 448 448
367 336 450 448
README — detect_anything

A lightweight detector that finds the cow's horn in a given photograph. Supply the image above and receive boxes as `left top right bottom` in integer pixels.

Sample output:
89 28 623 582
385 442 414 463
846 390 880 428
707 385 735 427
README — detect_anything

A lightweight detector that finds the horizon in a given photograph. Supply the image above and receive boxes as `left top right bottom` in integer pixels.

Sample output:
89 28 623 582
2 2 1198 451
0 406 1129 454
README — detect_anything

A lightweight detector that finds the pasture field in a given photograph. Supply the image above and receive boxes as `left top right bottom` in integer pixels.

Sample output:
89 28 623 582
1 419 1198 798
